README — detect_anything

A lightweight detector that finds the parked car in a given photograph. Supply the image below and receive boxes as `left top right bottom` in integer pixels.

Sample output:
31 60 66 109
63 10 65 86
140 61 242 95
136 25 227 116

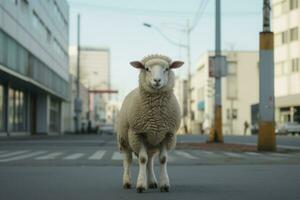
251 123 259 135
276 122 300 135
98 123 115 135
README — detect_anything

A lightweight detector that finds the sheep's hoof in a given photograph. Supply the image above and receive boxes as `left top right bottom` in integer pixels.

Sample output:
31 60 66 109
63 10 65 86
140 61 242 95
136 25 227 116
123 183 131 189
149 182 158 189
160 185 170 192
136 186 146 193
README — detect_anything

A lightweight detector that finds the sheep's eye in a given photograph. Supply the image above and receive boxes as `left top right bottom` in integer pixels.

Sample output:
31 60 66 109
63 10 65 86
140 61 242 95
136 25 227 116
165 68 169 72
145 68 150 71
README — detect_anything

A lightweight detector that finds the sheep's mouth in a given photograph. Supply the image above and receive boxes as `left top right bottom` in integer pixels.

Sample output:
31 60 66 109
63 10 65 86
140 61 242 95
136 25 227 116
151 84 162 89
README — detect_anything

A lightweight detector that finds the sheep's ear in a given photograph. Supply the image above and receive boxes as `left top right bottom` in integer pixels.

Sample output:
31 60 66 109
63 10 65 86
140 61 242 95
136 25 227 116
170 61 184 69
130 61 144 69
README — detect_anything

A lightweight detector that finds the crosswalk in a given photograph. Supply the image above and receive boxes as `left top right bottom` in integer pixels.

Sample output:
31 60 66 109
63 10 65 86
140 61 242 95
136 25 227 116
0 149 298 163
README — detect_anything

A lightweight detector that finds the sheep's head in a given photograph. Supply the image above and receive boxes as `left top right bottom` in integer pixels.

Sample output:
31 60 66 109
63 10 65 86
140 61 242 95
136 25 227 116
130 55 184 93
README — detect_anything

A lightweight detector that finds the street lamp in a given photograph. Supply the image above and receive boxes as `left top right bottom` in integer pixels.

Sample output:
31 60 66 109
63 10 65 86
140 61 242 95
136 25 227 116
143 22 191 134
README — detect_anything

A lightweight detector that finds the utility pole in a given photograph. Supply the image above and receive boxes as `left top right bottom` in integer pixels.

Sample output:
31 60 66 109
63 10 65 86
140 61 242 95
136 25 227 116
74 14 82 133
186 19 192 134
257 0 276 151
208 0 223 143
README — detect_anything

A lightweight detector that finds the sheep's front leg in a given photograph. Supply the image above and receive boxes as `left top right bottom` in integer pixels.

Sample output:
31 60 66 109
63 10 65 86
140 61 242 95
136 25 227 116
159 145 170 192
122 150 132 189
147 152 158 189
136 142 148 193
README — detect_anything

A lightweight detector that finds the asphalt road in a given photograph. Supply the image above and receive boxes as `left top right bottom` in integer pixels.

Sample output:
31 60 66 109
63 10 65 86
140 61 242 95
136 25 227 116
0 134 299 200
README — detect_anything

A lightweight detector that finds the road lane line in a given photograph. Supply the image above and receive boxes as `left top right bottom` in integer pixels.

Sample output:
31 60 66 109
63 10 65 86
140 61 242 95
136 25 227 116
111 152 122 160
201 150 215 155
88 150 106 160
0 150 29 158
35 152 63 160
0 151 7 154
0 151 46 162
63 153 85 160
223 152 244 158
174 150 198 159
245 152 261 156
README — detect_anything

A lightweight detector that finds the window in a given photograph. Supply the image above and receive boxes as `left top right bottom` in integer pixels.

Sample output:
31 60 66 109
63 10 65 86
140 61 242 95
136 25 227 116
282 0 289 13
282 31 288 44
290 27 298 41
50 98 60 132
290 0 298 10
8 88 26 132
32 12 48 42
0 85 4 131
275 33 282 46
227 108 238 120
7 37 18 70
227 62 237 75
18 46 29 75
0 31 7 65
291 58 300 72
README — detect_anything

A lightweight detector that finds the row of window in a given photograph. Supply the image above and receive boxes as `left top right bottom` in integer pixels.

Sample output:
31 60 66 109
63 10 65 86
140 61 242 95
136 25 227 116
0 29 68 99
274 0 299 17
31 9 68 59
275 27 298 46
12 0 68 59
275 58 300 76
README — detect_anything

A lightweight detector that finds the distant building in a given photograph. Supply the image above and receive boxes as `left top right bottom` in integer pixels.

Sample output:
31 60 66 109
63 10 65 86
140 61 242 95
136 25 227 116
190 51 259 135
174 77 188 134
69 46 111 125
62 74 89 133
0 0 69 136
272 0 300 124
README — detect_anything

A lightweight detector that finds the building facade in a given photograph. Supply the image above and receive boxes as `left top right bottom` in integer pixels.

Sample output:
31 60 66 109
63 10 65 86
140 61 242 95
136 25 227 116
69 46 111 126
0 0 69 136
273 0 300 124
174 77 188 134
190 51 259 135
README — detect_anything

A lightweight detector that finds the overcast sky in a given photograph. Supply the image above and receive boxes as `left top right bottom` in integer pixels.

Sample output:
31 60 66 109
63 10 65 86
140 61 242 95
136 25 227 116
67 0 262 101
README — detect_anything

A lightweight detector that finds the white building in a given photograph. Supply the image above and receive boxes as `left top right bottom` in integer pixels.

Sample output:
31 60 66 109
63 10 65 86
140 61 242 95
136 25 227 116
190 51 259 135
69 46 111 124
273 0 300 124
0 0 69 136
174 77 188 134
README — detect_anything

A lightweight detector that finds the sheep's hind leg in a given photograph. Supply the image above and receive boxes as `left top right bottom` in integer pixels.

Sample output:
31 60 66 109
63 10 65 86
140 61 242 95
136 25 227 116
136 142 148 193
147 151 158 189
159 145 170 192
122 150 132 189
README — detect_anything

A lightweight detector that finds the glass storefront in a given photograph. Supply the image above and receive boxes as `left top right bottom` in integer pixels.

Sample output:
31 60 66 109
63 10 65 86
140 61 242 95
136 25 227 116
8 88 26 132
50 98 60 132
0 84 3 131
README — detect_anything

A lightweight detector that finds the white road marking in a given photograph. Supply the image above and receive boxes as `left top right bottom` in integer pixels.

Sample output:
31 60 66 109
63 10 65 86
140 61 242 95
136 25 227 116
0 151 46 162
0 150 29 158
245 152 261 156
35 152 63 160
0 151 7 154
88 150 106 160
201 150 215 155
269 153 290 157
174 150 198 159
63 153 85 160
112 151 123 160
223 152 244 158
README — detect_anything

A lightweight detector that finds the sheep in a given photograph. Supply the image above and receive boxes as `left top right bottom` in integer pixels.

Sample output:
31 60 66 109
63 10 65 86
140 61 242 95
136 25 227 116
117 54 184 193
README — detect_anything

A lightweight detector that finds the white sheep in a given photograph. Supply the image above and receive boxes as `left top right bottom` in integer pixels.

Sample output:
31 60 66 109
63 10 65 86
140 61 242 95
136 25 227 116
117 54 184 193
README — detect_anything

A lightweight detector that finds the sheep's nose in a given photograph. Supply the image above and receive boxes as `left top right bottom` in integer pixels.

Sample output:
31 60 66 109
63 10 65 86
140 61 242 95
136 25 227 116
154 79 161 83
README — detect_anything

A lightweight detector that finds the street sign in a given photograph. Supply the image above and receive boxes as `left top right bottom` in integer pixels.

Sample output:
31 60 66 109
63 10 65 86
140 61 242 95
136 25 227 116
209 56 227 78
74 97 82 113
